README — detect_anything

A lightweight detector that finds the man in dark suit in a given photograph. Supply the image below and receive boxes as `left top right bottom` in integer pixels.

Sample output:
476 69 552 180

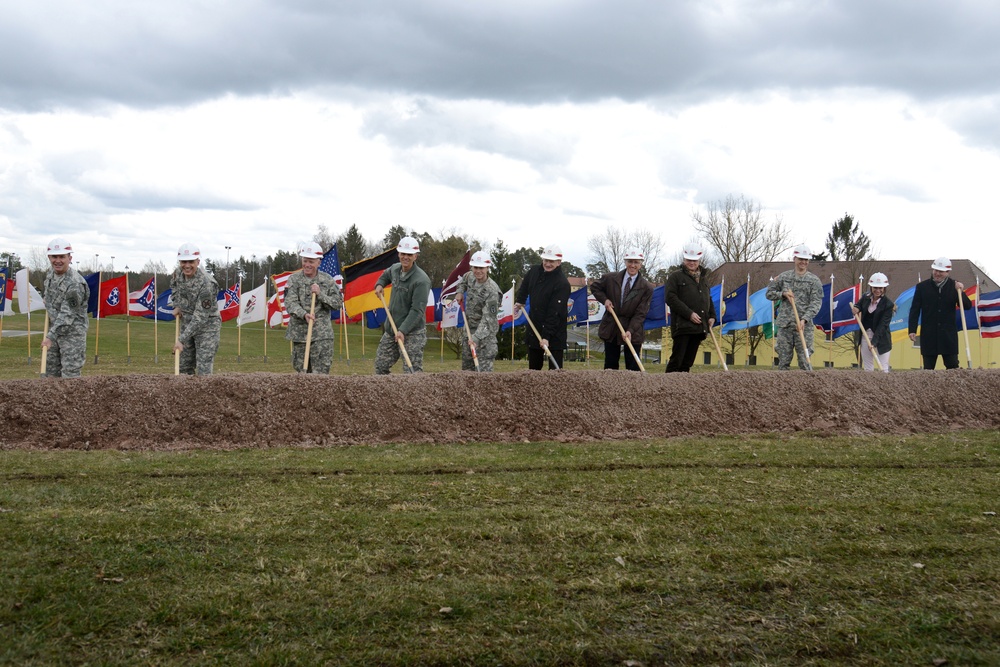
590 249 654 370
908 257 973 370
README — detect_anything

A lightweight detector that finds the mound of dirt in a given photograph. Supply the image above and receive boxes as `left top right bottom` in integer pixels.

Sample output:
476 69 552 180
2 370 999 450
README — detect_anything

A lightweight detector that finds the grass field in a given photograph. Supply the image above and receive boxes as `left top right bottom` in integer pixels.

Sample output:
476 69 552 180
2 433 998 665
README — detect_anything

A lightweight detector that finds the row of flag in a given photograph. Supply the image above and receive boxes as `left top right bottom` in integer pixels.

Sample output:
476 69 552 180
4 260 1000 340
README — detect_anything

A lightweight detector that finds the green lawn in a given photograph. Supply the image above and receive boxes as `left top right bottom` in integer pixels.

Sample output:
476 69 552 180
2 433 998 665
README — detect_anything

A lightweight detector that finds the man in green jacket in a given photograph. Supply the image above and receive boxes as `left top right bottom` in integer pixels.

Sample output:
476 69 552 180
373 236 431 374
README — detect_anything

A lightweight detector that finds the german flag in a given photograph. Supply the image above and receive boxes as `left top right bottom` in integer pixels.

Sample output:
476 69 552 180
342 249 397 316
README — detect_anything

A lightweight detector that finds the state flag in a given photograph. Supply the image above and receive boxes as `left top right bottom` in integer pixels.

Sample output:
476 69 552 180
238 283 266 325
15 269 46 313
129 278 156 317
88 275 128 317
217 283 240 322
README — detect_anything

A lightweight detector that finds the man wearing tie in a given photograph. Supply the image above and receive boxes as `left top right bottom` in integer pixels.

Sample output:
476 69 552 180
589 249 653 371
665 243 716 372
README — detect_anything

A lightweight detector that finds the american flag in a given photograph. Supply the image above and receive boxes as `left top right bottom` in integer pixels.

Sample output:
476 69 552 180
319 245 342 278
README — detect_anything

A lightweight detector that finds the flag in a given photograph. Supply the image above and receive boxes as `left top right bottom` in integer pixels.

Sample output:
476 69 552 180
427 287 439 324
979 289 1000 338
709 284 722 324
217 284 240 322
0 267 12 316
366 309 387 329
128 278 156 317
238 283 266 325
498 287 525 331
831 284 861 339
955 285 978 330
721 283 748 324
890 285 915 343
644 285 668 330
746 287 773 328
15 269 46 313
266 292 284 328
441 250 472 303
566 286 589 325
342 249 397 316
271 270 295 326
87 275 128 318
319 245 342 279
141 288 176 321
439 300 465 329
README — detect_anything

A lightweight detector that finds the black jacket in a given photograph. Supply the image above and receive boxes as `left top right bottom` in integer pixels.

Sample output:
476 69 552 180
589 270 653 345
515 264 571 349
907 277 973 356
854 292 894 355
665 267 716 337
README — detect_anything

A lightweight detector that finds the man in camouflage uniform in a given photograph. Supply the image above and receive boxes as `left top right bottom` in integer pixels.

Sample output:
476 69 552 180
374 236 431 374
284 241 343 373
41 238 90 378
454 250 501 372
171 243 222 375
766 244 824 370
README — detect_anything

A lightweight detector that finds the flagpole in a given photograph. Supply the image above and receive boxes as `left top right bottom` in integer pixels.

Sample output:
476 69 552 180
263 277 269 363
510 278 515 365
26 268 33 364
718 276 724 368
343 302 351 366
976 275 982 368
769 277 775 366
125 271 132 364
153 275 159 364
745 273 750 367
828 273 834 369
94 270 102 365
856 274 863 370
440 279 446 362
237 277 243 364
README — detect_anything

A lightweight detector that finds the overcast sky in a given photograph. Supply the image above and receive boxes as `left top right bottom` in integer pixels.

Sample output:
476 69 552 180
3 0 1000 282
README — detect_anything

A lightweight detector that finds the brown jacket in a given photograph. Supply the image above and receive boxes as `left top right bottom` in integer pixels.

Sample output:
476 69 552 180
590 270 653 345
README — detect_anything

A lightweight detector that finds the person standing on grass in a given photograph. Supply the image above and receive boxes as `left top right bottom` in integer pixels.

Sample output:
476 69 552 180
766 244 823 371
852 272 894 373
171 242 221 375
590 248 653 371
514 244 571 370
41 238 90 378
284 242 343 374
454 251 501 372
664 243 716 373
907 257 973 370
373 236 432 374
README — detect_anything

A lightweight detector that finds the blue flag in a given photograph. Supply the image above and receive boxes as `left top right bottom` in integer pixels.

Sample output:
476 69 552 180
710 284 722 323
320 245 342 278
955 287 978 331
143 288 176 322
366 309 387 329
644 285 667 330
0 267 7 313
567 286 589 324
889 286 915 333
721 283 748 324
84 273 101 316
746 287 773 328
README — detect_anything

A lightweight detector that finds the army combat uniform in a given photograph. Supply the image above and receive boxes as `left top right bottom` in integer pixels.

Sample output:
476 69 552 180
454 271 501 372
284 270 343 373
374 262 431 374
42 267 90 377
766 269 824 370
171 267 222 375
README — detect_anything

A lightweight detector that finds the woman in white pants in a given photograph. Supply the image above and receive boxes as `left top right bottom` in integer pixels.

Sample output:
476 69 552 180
853 272 894 372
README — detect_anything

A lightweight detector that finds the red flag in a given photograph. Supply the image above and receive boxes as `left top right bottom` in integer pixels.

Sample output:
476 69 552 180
97 275 129 317
128 277 156 317
440 250 472 303
217 283 241 322
266 292 285 328
270 271 295 326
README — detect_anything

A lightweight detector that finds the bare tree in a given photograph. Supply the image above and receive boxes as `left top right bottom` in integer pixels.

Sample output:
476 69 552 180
586 228 666 279
692 194 792 263
313 224 336 252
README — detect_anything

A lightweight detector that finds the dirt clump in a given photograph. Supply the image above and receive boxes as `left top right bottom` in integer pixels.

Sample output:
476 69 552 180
2 370 998 451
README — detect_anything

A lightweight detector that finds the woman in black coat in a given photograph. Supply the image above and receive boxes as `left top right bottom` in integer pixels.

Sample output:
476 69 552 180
852 272 894 372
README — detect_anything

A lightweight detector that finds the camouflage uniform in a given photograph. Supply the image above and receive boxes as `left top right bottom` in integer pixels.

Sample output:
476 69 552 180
374 262 431 374
766 268 823 370
455 271 500 372
42 267 90 378
284 270 343 374
171 266 222 375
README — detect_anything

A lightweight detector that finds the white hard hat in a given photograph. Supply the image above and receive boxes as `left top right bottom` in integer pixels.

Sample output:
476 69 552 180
397 236 420 254
868 272 889 288
299 241 323 259
624 248 645 261
682 243 703 261
177 243 201 261
792 244 812 259
931 257 952 272
540 244 563 261
469 251 491 268
46 238 74 255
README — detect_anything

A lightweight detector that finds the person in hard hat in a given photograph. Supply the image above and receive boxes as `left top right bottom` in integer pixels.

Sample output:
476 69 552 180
454 250 501 372
664 243 716 372
373 236 432 374
40 238 90 378
284 242 343 373
590 248 653 371
766 244 823 370
514 244 571 370
852 272 895 372
171 243 222 375
907 257 973 370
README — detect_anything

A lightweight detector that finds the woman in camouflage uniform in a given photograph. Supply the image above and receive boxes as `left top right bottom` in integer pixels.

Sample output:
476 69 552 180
171 243 222 375
455 251 501 372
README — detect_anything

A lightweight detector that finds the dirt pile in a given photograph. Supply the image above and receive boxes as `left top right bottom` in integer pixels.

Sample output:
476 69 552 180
3 370 999 450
